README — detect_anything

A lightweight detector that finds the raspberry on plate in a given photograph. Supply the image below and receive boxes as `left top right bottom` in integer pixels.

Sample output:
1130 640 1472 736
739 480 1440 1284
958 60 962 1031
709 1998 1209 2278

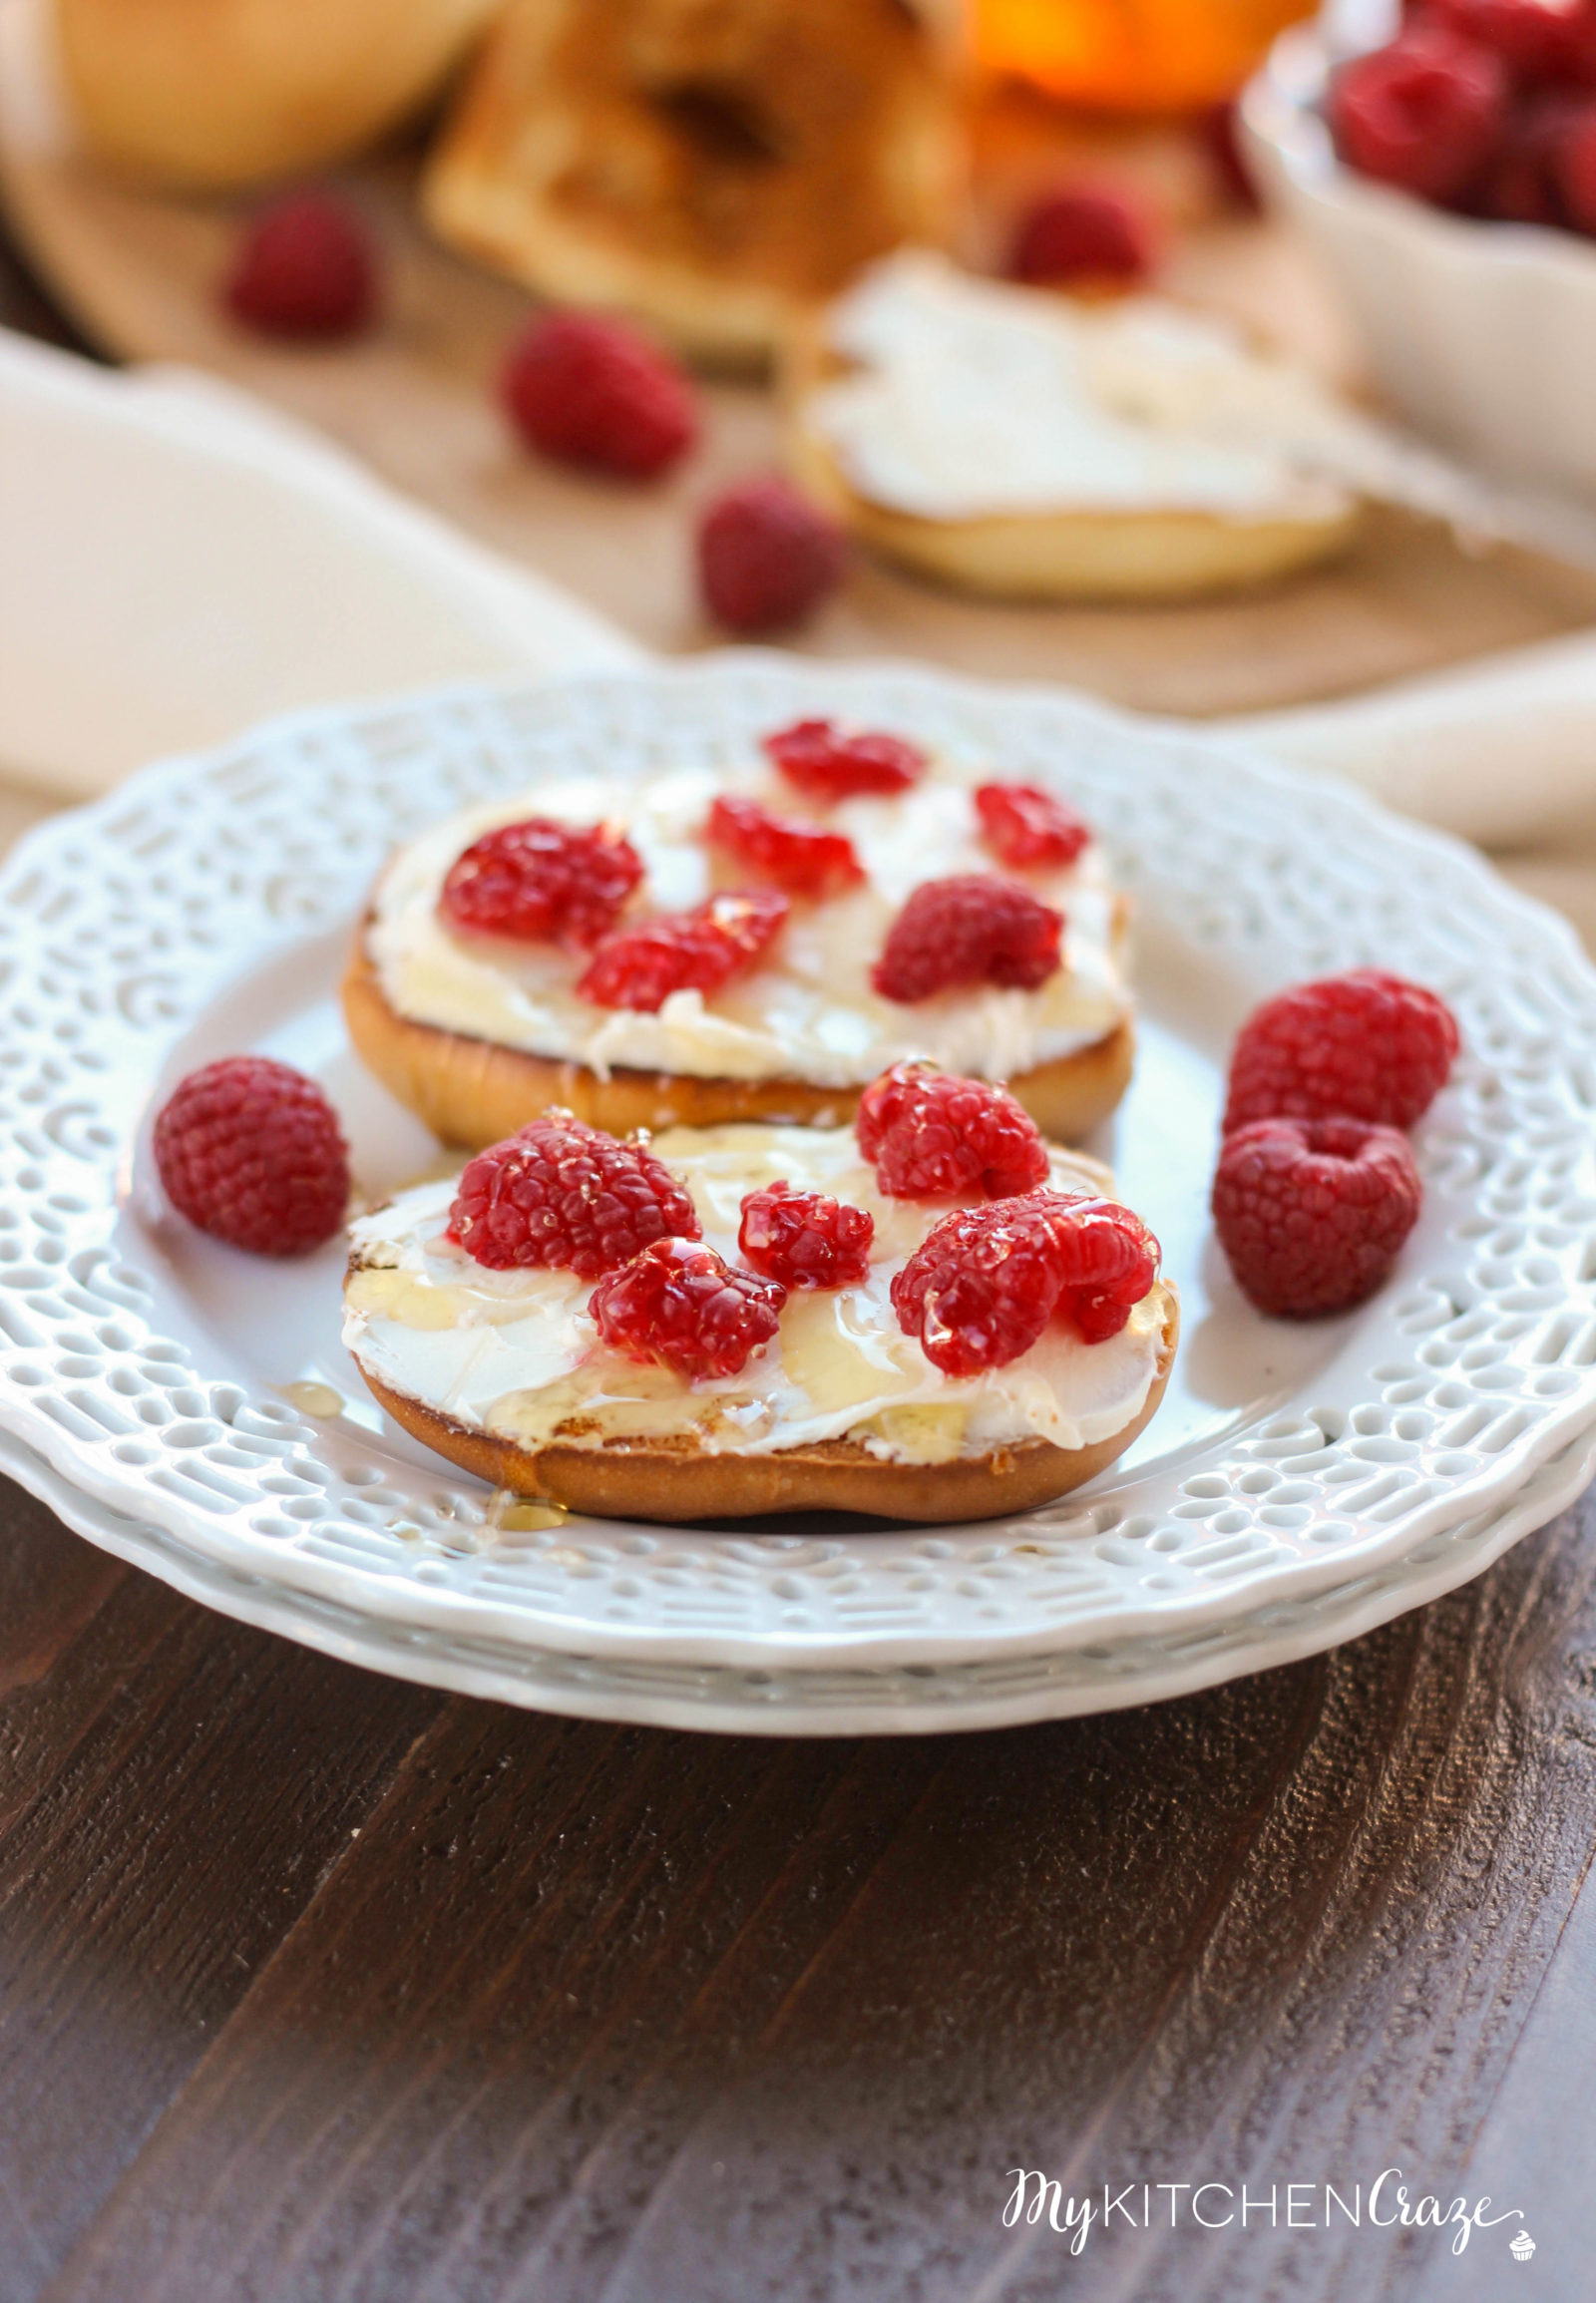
1223 969 1459 1133
1329 30 1507 203
975 781 1092 871
153 1055 349 1256
578 889 789 1012
1212 1116 1422 1318
705 794 864 900
501 311 697 480
762 719 927 803
1007 182 1158 287
590 1237 787 1379
891 1191 1160 1375
697 479 846 632
448 1113 700 1276
440 818 643 950
224 192 378 340
738 1181 875 1289
855 1065 1050 1201
872 876 1062 1002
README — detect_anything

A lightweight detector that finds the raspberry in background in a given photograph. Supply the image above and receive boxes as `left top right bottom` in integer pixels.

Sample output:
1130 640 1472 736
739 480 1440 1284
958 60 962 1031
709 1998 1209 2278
856 1065 1050 1201
449 1114 700 1276
1424 0 1596 81
224 192 377 340
1223 969 1459 1133
738 1182 874 1289
578 889 788 1012
705 795 864 900
590 1237 787 1379
153 1056 349 1256
762 720 926 802
1212 1117 1422 1318
441 818 643 949
1329 29 1507 202
697 479 845 632
976 781 1091 871
873 875 1062 1002
502 311 697 481
1557 99 1596 223
892 1192 1160 1375
1007 183 1158 287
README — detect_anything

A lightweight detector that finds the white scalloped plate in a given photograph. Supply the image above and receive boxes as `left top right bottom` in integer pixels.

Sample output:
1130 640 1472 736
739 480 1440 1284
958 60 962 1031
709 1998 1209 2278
4 658 1596 1727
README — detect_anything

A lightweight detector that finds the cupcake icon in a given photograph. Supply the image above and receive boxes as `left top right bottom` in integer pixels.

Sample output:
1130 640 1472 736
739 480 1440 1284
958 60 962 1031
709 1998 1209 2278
1510 2231 1536 2261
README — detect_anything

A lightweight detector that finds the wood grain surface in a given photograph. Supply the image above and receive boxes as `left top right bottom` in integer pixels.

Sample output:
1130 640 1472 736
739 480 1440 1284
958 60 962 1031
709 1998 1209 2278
0 1467 1591 2303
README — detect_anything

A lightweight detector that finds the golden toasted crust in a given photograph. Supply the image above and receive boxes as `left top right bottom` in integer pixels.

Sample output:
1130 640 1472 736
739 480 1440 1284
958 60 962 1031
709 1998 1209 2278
355 1285 1178 1523
783 321 1362 602
421 0 965 366
340 931 1136 1148
59 0 499 188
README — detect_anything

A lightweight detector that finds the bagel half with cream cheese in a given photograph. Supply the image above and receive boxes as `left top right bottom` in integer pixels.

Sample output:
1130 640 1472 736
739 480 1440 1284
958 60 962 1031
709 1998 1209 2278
342 725 1137 1148
344 1120 1178 1523
784 251 1370 602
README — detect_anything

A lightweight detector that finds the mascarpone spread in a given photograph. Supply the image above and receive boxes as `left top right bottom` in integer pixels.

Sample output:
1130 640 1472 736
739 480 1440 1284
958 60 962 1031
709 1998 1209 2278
809 250 1488 530
367 751 1129 1088
342 1124 1168 1469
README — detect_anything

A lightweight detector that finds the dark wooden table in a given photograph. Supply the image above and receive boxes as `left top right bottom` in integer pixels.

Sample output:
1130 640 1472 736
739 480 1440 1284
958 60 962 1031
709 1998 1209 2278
5 229 1596 2303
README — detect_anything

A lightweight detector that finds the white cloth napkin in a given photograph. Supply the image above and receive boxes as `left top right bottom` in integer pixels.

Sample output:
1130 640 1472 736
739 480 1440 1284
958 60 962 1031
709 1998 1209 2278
0 326 642 798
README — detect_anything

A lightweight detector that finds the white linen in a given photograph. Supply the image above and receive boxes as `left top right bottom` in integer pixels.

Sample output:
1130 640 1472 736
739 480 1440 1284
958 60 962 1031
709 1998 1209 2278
0 326 640 797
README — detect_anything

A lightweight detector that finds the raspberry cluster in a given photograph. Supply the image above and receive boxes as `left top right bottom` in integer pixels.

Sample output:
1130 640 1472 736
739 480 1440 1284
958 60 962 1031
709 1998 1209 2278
1211 970 1458 1318
449 1114 700 1276
705 795 864 900
501 311 697 480
1329 1 1596 231
856 1066 1050 1201
224 193 378 340
440 818 643 950
578 889 789 1012
871 876 1062 1003
892 1192 1161 1375
1007 182 1158 286
738 1182 875 1290
153 1056 349 1256
762 720 927 803
590 1238 787 1379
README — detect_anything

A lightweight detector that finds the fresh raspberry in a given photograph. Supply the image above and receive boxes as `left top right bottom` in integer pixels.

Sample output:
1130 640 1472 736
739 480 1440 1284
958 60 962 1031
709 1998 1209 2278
501 311 696 481
1212 1117 1422 1318
1007 182 1158 286
153 1056 348 1256
1426 0 1596 80
762 719 927 803
440 818 643 949
975 781 1091 871
1224 969 1459 1133
578 889 788 1012
590 1237 786 1378
737 1181 874 1289
448 1113 699 1276
892 1191 1160 1375
1330 31 1507 203
872 876 1062 1002
856 1065 1049 1201
697 479 845 632
223 192 378 340
705 794 864 900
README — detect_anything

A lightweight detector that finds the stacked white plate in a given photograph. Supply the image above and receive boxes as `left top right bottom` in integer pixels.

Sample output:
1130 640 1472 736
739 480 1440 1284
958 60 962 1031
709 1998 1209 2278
4 658 1596 1733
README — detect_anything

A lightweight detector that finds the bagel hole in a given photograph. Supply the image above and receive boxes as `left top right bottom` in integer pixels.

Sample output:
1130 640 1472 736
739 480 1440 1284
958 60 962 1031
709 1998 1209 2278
651 82 786 167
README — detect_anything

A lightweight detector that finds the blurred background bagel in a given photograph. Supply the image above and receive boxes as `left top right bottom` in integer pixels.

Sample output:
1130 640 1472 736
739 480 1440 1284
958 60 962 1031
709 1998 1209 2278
57 0 504 188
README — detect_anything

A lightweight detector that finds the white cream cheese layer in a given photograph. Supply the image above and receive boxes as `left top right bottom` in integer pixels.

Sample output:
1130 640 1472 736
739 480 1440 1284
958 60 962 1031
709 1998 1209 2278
809 250 1486 529
366 753 1128 1088
342 1124 1167 1469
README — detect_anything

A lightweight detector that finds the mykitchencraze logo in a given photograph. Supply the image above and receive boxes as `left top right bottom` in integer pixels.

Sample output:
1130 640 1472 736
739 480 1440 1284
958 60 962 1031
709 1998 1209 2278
1001 2169 1527 2259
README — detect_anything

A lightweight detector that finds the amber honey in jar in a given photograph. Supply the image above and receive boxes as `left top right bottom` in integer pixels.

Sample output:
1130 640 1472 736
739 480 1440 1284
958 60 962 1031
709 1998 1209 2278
975 0 1316 112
